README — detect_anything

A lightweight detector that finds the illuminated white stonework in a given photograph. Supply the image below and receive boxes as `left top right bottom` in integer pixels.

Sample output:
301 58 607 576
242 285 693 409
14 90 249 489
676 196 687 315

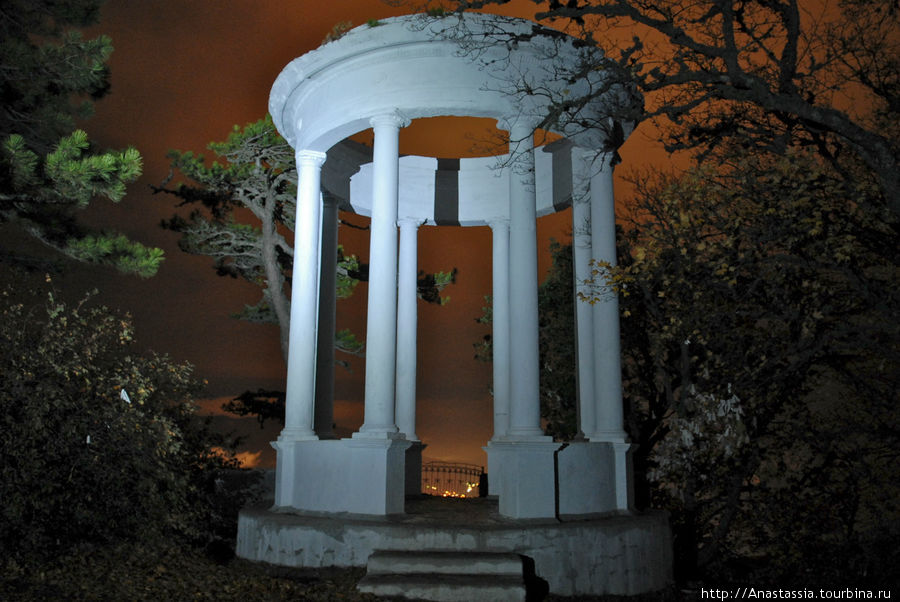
239 13 670 597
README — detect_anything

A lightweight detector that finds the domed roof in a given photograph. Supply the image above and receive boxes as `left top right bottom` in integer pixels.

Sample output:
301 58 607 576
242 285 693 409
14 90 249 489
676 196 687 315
270 12 641 153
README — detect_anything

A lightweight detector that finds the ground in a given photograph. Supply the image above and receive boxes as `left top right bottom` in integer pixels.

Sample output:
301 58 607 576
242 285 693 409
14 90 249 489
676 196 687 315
1 541 685 601
1 544 371 601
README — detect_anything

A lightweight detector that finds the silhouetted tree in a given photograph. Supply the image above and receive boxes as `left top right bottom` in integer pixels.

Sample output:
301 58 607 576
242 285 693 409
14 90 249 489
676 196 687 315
447 0 899 214
156 116 456 364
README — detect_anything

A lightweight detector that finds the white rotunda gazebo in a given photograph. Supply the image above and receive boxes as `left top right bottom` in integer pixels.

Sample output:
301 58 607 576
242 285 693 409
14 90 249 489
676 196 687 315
237 13 672 596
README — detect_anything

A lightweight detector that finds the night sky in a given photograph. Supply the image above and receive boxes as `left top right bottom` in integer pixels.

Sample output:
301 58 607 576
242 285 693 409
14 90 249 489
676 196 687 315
12 0 666 467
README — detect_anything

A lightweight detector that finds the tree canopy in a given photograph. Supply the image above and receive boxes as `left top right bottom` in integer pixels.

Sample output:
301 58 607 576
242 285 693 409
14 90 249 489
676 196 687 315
448 0 899 216
579 149 899 581
0 0 162 276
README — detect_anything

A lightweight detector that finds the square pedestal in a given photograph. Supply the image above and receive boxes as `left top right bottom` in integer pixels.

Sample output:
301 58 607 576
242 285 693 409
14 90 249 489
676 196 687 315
485 440 634 519
486 440 561 519
404 441 425 496
271 437 412 515
556 441 617 515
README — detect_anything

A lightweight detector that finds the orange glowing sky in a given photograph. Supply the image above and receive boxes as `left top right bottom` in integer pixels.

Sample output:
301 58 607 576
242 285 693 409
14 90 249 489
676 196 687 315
49 0 671 468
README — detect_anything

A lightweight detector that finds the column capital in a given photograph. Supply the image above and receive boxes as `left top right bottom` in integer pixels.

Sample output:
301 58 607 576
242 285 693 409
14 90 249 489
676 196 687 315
487 217 509 232
500 116 537 177
397 217 422 230
573 146 616 173
496 114 540 136
322 193 338 209
370 111 411 130
295 149 327 167
570 143 593 164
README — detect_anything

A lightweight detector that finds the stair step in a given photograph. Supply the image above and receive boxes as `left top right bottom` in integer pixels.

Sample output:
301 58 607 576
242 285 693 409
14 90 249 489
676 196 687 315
365 550 523 576
357 573 527 601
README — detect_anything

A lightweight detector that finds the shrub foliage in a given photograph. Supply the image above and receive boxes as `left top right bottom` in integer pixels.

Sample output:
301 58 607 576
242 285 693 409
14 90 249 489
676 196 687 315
0 278 241 561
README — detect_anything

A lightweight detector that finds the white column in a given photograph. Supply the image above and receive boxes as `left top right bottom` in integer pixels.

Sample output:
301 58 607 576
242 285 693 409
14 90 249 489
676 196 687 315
279 149 327 442
489 219 511 440
571 147 596 438
505 119 549 441
314 194 338 438
356 112 409 438
395 218 419 441
589 153 628 443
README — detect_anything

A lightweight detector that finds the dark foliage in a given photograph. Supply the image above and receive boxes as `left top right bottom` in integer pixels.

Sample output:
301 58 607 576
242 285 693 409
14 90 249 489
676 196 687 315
0 276 252 563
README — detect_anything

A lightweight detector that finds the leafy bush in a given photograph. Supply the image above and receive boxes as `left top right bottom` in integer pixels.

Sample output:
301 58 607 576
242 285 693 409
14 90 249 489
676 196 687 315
601 153 900 582
0 277 244 561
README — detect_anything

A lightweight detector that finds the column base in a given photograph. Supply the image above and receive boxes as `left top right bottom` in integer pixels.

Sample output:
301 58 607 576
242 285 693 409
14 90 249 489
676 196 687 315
271 438 412 515
557 441 624 515
485 440 635 518
506 429 554 442
484 438 506 497
586 429 629 443
352 427 403 439
486 440 561 518
611 441 634 511
405 441 425 496
275 427 318 443
586 434 635 509
271 429 318 508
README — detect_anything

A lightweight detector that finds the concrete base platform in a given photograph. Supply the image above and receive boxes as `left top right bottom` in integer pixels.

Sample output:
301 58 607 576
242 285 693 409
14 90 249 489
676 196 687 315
236 496 672 596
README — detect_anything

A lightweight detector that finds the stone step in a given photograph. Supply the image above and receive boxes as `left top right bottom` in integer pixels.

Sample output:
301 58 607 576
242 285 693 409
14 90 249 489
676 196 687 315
357 573 527 602
365 550 524 577
358 550 528 601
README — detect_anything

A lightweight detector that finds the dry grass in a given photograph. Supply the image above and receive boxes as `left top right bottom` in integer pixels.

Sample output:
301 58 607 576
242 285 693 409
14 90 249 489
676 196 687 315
1 543 376 601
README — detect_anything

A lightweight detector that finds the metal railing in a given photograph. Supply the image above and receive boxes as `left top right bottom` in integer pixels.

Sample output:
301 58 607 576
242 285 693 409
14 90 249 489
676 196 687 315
421 462 485 498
